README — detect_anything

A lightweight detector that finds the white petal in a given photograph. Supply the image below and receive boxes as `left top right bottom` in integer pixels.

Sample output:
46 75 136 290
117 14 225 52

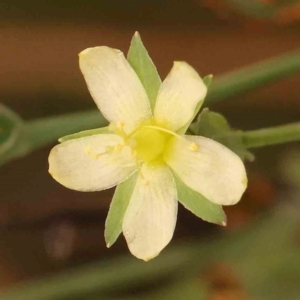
164 136 247 205
79 47 151 129
122 163 177 261
49 134 137 192
154 62 207 132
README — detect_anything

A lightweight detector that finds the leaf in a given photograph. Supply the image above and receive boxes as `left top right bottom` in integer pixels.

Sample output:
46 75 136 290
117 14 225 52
173 171 226 226
176 74 212 135
59 126 109 143
192 108 254 161
105 172 138 247
127 31 161 112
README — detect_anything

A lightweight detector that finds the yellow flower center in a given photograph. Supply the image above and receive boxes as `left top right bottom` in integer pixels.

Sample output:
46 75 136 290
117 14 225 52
107 119 183 164
130 126 171 163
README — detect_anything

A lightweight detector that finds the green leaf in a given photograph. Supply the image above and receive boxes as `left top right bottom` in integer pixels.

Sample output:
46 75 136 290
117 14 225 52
192 108 254 161
105 173 138 247
176 75 212 135
173 171 226 225
59 126 110 143
127 31 161 112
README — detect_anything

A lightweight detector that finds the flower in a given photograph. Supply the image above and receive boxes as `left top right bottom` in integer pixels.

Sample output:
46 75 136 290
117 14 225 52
49 42 247 261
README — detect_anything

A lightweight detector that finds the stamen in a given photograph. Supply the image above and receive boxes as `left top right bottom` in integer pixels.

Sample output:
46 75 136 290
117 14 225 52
85 146 91 154
84 146 107 160
114 144 123 151
143 180 149 186
108 122 127 138
138 168 149 186
118 163 136 167
117 122 124 130
131 150 137 157
91 153 102 160
139 168 146 181
142 125 183 140
189 143 198 151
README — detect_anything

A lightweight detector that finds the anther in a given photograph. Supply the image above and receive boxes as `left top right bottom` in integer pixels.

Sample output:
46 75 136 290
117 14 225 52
114 144 123 151
85 146 104 160
143 180 149 186
117 122 124 130
91 154 101 160
85 147 91 154
189 143 198 151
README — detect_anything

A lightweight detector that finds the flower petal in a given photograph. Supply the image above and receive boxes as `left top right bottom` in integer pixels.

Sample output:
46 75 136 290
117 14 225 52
122 163 177 261
154 62 207 132
49 134 137 192
164 136 247 205
79 47 151 129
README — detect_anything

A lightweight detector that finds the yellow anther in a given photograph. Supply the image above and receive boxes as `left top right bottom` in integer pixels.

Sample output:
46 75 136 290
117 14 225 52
117 122 124 130
143 180 149 186
114 144 123 151
131 150 137 157
85 146 104 160
189 143 198 151
91 154 99 160
85 146 91 154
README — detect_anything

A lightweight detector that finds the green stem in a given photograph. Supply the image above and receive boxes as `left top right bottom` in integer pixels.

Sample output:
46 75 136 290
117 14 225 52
1 110 108 166
206 49 300 104
25 110 107 150
241 122 300 148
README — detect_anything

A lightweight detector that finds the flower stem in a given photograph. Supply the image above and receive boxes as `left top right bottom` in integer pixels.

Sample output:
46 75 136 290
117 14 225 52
1 110 108 166
207 49 300 104
241 122 300 148
25 110 107 150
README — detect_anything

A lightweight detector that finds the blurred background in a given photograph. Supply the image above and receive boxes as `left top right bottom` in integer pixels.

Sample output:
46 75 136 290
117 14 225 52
1 1 300 299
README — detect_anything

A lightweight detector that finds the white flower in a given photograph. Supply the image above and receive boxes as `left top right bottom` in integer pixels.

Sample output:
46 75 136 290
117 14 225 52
49 46 247 261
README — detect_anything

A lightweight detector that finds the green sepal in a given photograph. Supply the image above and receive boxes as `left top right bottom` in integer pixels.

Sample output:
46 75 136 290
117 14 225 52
173 171 226 226
104 172 138 247
176 74 212 135
58 127 110 143
127 32 161 112
191 108 254 161
203 74 213 87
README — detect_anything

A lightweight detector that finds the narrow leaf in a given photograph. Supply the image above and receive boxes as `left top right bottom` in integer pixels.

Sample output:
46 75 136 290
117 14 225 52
105 172 138 247
59 126 109 143
173 171 226 226
127 31 161 111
